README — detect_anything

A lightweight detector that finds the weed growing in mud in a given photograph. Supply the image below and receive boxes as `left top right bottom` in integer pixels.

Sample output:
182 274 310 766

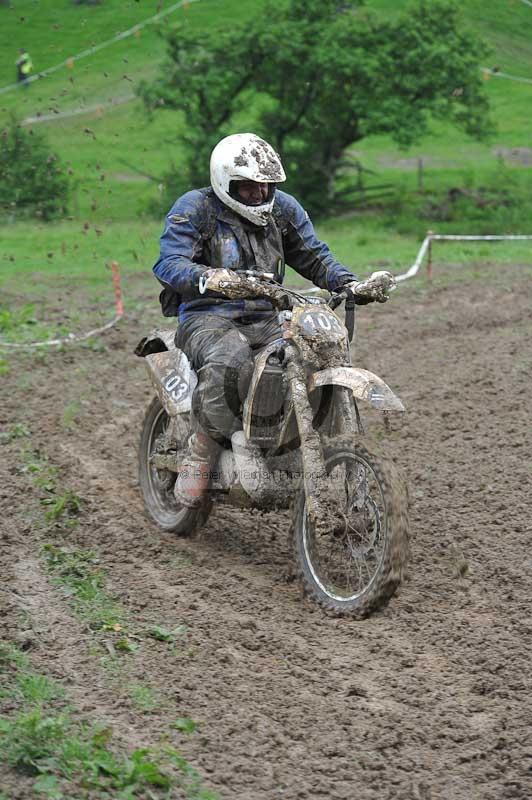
1 708 70 772
18 449 141 655
61 400 83 430
128 684 160 713
0 644 218 799
0 648 63 708
146 624 188 645
13 674 65 706
19 449 83 529
41 544 125 634
0 422 30 444
21 451 57 490
113 636 140 654
40 544 142 654
172 718 198 735
0 304 38 334
41 491 83 523
12 451 216 797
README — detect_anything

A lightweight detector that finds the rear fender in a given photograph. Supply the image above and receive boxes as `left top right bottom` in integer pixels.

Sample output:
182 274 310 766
145 350 196 417
309 367 404 412
134 328 178 356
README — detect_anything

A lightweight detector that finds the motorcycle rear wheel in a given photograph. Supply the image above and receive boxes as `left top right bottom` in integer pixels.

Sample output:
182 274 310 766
138 396 210 535
292 436 409 617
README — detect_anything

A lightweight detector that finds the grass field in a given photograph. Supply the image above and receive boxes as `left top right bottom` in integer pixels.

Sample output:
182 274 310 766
1 0 532 307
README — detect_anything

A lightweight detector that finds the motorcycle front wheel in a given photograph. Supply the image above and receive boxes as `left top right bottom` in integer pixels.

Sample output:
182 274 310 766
138 396 210 535
292 436 409 617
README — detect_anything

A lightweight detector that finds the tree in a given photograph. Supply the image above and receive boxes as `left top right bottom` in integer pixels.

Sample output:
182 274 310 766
141 0 491 216
0 119 70 220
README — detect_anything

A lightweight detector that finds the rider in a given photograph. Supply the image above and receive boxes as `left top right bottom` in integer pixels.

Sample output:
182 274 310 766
153 132 389 508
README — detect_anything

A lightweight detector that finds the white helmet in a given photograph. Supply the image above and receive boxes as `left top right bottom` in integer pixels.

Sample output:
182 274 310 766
210 133 286 226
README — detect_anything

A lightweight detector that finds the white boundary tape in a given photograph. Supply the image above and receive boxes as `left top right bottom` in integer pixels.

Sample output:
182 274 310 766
396 237 432 283
481 67 532 86
396 234 532 282
0 0 198 98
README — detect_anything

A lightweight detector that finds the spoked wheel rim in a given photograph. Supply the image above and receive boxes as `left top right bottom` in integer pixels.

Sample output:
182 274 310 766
302 450 387 603
146 405 180 515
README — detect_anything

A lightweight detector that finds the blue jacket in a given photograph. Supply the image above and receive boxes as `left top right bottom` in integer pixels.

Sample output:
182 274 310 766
153 187 356 321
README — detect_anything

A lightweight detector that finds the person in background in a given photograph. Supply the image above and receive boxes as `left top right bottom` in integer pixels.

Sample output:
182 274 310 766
16 48 33 86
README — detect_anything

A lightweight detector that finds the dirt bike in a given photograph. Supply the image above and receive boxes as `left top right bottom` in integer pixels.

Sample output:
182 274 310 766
135 270 409 617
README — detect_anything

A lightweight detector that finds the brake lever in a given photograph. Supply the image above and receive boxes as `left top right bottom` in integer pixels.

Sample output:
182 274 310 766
328 291 347 310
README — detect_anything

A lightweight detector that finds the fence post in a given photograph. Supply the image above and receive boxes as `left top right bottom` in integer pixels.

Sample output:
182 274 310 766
426 230 433 282
417 157 424 192
110 261 124 318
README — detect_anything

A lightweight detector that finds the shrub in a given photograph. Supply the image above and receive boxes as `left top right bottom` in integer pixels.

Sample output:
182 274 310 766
0 119 69 220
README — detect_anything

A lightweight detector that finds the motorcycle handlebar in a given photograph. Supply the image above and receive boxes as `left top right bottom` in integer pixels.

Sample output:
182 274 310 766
233 270 353 310
200 269 359 317
199 269 357 340
234 269 275 280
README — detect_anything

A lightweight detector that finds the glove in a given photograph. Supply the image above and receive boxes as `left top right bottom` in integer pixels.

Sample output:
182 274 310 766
342 281 373 305
344 270 396 304
198 268 242 295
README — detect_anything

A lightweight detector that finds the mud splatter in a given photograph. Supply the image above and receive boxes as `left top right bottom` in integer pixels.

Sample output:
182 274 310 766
249 138 284 180
234 151 249 168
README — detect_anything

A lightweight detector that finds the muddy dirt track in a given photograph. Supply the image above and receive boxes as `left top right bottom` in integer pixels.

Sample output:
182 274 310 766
1 262 531 799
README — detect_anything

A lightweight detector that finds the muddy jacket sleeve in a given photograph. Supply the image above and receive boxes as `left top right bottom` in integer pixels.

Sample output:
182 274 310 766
278 191 356 291
152 190 209 295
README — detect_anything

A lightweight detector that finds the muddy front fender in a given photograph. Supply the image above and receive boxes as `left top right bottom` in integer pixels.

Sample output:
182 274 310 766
308 367 404 413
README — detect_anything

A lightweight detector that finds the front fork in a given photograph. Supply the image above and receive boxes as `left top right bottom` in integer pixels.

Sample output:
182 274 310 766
284 345 329 524
332 385 359 436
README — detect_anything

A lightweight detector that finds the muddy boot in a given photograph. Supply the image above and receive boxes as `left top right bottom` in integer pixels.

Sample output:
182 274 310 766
174 432 218 508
